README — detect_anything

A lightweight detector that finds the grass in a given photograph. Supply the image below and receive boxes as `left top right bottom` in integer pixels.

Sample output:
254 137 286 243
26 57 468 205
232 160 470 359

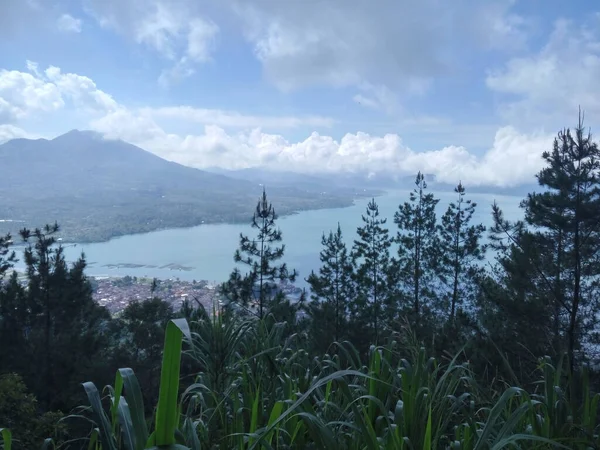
2 311 600 449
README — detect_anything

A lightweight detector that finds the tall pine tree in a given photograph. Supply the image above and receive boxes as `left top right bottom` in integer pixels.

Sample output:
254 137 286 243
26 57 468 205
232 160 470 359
394 172 440 331
524 115 600 369
10 224 112 411
221 189 297 320
487 113 600 371
438 182 486 324
307 223 354 350
351 198 392 346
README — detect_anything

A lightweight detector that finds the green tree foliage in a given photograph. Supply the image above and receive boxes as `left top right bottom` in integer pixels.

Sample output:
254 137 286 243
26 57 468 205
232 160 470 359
0 374 66 449
480 205 558 381
394 172 440 331
351 198 392 347
438 182 486 324
5 114 600 448
221 189 298 320
485 114 600 373
112 297 175 415
0 224 112 411
524 117 600 370
0 232 16 279
306 223 354 351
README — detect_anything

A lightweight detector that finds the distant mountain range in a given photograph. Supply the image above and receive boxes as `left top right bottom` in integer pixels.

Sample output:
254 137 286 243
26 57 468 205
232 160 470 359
0 130 373 242
0 129 538 243
208 167 540 197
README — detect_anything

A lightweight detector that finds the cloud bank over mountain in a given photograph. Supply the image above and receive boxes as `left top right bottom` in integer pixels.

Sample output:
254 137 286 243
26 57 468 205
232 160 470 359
1 0 599 187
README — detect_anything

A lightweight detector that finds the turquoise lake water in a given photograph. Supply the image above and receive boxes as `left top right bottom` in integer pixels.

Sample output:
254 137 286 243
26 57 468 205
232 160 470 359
25 190 523 286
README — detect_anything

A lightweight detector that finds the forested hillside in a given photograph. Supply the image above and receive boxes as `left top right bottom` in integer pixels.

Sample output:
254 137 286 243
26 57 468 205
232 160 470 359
1 116 600 448
0 130 369 243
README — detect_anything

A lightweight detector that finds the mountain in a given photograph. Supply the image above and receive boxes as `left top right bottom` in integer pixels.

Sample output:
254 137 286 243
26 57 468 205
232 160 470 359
206 167 382 196
0 130 363 242
210 168 536 197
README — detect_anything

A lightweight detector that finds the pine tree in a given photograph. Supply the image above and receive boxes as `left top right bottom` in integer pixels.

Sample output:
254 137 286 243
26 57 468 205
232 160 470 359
0 232 17 280
487 113 600 371
394 172 440 330
351 198 392 346
14 223 112 411
479 210 555 379
307 223 354 349
524 115 600 369
438 182 486 324
221 189 297 320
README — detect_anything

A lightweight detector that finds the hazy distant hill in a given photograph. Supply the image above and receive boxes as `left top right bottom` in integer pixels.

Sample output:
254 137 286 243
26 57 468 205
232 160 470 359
210 167 538 198
0 130 363 242
206 167 383 196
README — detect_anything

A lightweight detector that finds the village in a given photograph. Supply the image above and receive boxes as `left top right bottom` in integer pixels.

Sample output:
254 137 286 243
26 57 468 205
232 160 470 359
91 276 221 314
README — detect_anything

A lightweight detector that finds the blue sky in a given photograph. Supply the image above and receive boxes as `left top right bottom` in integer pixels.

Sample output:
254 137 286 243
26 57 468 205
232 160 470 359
0 0 599 186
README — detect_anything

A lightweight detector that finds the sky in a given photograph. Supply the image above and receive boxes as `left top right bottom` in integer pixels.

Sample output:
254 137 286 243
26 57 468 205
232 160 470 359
0 0 599 187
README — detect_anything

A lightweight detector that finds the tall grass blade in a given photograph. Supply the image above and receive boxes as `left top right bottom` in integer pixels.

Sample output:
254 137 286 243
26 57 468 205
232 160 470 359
83 382 118 450
0 428 11 450
154 319 191 447
87 429 99 450
117 397 136 450
423 407 432 450
117 368 148 450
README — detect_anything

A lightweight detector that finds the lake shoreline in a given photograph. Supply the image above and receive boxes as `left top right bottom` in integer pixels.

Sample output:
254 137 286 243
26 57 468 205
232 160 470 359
45 191 382 246
10 189 524 288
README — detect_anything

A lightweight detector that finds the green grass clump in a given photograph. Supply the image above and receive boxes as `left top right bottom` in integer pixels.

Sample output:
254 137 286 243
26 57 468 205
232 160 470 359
3 313 599 449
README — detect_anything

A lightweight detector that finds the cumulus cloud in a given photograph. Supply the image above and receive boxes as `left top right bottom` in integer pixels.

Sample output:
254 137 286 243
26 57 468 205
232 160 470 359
43 66 118 113
1 62 554 187
486 17 600 127
57 13 82 33
92 109 552 187
83 0 218 85
0 68 64 121
0 63 118 124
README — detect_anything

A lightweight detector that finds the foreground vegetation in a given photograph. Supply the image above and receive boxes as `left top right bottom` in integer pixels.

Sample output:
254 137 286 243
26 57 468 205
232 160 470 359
1 114 600 448
3 313 600 449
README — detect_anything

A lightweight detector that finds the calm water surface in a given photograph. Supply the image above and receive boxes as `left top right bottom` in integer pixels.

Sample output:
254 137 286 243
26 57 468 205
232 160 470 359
36 190 524 286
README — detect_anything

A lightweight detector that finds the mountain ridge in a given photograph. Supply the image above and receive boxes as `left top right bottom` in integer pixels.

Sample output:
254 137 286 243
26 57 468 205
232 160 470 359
0 130 367 242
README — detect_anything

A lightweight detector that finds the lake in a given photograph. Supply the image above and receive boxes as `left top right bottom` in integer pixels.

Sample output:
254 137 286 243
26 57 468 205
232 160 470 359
25 190 524 286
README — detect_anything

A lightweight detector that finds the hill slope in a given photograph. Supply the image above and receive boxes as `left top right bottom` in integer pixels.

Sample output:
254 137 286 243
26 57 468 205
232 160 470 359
0 130 360 242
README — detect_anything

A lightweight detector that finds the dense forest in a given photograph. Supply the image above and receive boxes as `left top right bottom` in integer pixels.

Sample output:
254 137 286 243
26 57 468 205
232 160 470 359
1 116 600 449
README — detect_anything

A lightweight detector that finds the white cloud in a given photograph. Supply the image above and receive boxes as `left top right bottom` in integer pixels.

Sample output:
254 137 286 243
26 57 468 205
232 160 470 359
83 0 219 84
187 17 219 62
1 62 554 187
142 106 335 129
91 109 552 187
0 69 64 121
0 63 117 123
352 95 380 111
352 83 398 113
57 13 82 33
0 124 34 143
232 0 528 92
157 60 196 88
472 0 531 51
43 66 118 113
486 17 600 126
